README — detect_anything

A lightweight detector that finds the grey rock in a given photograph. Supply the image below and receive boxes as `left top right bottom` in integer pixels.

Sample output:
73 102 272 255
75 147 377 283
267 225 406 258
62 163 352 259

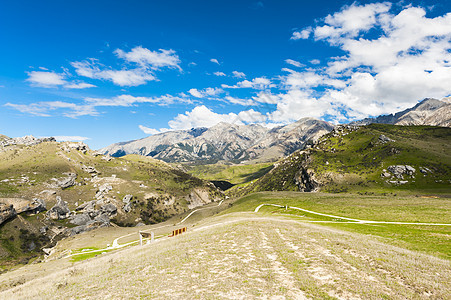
100 203 117 217
94 213 110 224
420 167 432 174
123 202 132 213
46 196 70 220
0 203 16 225
82 165 98 174
69 213 91 226
52 173 77 189
95 183 112 199
387 165 416 179
378 134 395 143
122 194 133 204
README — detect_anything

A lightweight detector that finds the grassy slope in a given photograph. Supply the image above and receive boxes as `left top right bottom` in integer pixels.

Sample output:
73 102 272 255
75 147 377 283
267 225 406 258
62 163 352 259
0 142 222 268
225 192 451 259
186 162 273 185
0 215 449 299
235 124 451 195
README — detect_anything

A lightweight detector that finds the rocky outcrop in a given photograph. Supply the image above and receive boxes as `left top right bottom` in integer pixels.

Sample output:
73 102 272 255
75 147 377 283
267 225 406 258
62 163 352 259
186 189 214 209
46 196 70 220
122 194 133 213
61 142 89 154
0 203 16 225
0 198 46 215
51 173 77 189
0 135 55 148
295 168 320 192
386 165 416 179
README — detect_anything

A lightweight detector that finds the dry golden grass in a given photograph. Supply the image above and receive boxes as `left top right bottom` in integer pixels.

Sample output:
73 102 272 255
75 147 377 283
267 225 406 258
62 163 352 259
1 213 449 299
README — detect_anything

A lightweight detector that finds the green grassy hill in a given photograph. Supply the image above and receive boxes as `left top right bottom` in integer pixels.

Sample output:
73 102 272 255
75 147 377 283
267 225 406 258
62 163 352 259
234 124 451 196
0 140 222 269
185 162 273 187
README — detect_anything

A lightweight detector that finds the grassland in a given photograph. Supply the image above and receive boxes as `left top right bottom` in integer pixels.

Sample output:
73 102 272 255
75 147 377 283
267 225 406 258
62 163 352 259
186 162 273 186
0 215 449 299
224 192 451 259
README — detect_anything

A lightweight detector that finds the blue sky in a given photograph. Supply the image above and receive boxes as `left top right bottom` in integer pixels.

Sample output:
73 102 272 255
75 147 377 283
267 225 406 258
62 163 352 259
1 0 450 149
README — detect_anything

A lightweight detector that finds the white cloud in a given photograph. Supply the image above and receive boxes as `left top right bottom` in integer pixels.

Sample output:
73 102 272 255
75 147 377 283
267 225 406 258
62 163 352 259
232 71 246 78
213 71 226 76
5 94 188 119
71 60 156 87
85 94 187 107
168 105 241 130
64 82 96 89
114 46 181 70
138 125 170 135
188 87 223 98
280 3 451 121
224 96 256 106
27 71 66 87
52 136 91 142
210 58 220 65
310 59 321 65
313 2 392 43
5 101 99 118
27 70 95 89
291 28 311 40
71 47 181 87
285 59 304 68
222 77 274 90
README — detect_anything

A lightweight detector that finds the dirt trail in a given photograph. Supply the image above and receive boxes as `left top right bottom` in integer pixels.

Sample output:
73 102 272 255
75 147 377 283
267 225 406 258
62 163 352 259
255 203 451 226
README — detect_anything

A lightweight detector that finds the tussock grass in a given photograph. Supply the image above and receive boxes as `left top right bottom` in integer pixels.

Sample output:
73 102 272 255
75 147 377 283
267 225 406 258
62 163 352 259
225 192 451 259
0 216 449 299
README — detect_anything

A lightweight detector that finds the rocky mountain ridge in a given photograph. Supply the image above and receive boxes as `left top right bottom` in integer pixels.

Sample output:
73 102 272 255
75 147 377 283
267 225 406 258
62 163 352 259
354 97 451 127
101 97 450 164
100 118 334 163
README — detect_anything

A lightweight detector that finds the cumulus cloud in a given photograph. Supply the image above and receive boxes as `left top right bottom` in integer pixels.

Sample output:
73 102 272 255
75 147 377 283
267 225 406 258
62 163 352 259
138 125 170 135
26 71 95 89
188 87 223 98
284 2 451 121
222 77 274 90
115 47 181 70
232 71 246 78
213 71 226 76
290 28 311 40
71 46 181 87
27 71 66 87
71 60 156 87
210 58 220 65
168 105 240 130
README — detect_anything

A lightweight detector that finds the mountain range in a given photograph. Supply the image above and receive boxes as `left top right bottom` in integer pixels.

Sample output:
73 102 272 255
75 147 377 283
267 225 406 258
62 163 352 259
101 97 450 163
100 118 333 163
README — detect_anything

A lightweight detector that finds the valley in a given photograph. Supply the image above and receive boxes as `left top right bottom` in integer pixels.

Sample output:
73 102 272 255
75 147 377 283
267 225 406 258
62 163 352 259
0 98 450 299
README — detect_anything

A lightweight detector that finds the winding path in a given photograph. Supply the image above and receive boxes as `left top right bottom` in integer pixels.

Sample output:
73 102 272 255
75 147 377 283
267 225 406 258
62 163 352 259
254 203 451 226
